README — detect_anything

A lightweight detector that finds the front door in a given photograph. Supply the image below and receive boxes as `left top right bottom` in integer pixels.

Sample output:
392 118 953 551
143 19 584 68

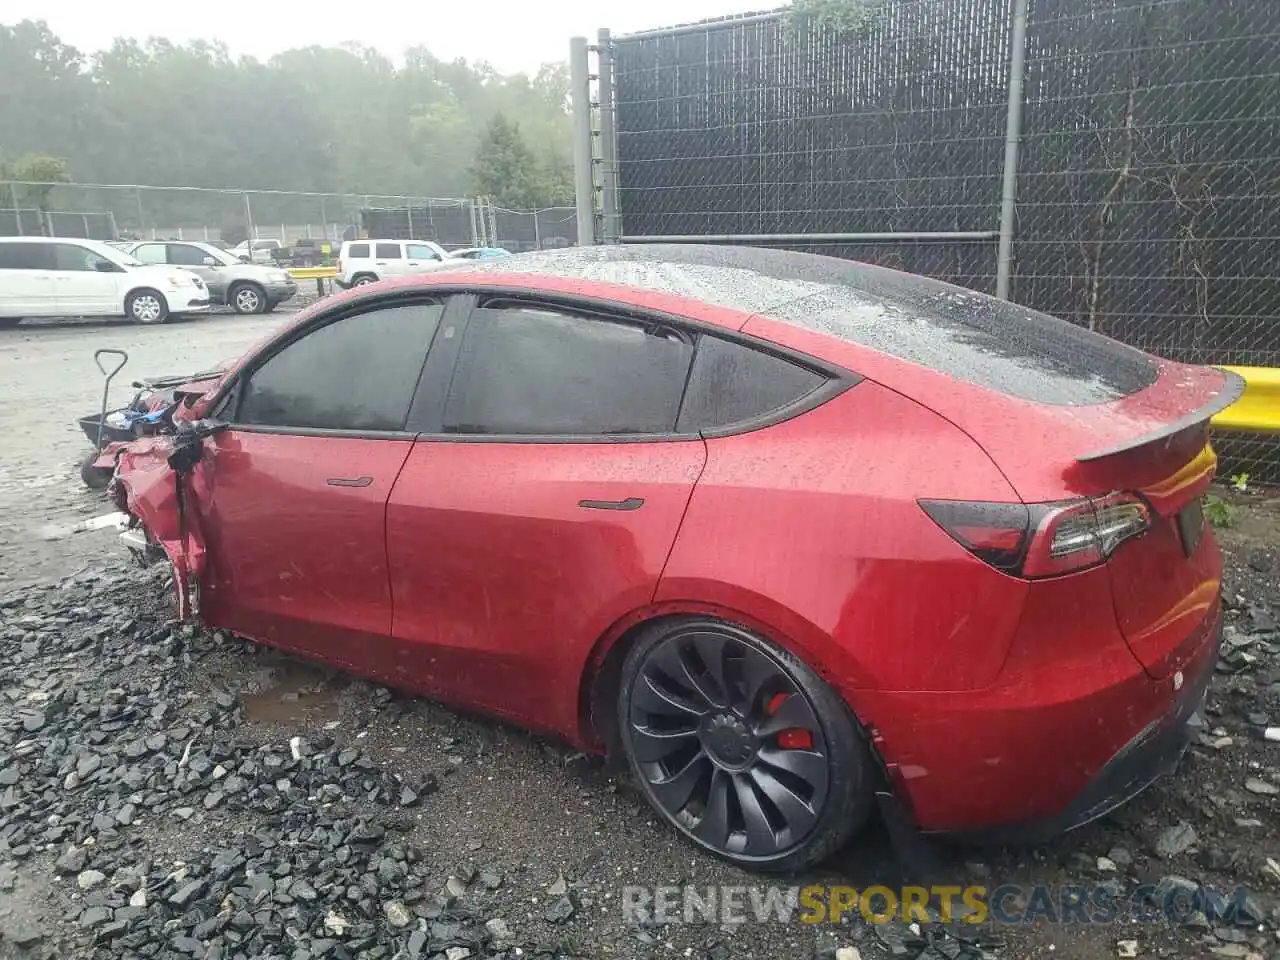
51 242 121 314
165 243 222 297
196 297 447 664
385 298 707 733
404 242 445 275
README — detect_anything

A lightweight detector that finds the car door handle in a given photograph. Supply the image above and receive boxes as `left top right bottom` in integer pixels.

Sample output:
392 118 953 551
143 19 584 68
578 497 645 511
326 476 373 487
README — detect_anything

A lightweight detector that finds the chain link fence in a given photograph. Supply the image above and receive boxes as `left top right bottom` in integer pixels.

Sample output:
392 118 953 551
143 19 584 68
605 0 1280 479
0 183 577 252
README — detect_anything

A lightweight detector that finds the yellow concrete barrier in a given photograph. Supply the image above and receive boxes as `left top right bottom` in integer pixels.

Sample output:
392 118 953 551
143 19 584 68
287 266 338 280
1213 366 1280 434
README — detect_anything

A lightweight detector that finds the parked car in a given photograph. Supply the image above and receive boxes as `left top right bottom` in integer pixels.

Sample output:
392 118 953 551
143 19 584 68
124 240 297 315
230 239 283 265
0 236 211 326
282 238 338 267
448 246 511 260
112 245 1237 871
336 239 450 287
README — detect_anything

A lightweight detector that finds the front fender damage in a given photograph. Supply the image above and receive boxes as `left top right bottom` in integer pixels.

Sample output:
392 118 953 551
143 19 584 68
111 432 208 622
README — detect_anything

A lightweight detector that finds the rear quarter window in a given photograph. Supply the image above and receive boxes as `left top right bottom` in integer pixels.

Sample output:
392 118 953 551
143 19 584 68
677 336 827 433
346 243 369 259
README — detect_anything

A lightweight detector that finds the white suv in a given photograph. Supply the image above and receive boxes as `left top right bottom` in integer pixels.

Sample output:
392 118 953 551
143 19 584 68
0 237 212 326
337 239 451 288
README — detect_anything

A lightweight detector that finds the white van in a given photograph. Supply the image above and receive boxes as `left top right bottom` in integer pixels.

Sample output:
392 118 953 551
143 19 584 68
336 239 451 288
0 237 212 326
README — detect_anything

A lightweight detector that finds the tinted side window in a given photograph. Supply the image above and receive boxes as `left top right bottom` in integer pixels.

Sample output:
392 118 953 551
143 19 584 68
677 336 827 433
444 305 693 436
346 243 369 259
53 244 112 272
167 244 207 266
0 243 54 270
375 243 402 260
237 302 443 431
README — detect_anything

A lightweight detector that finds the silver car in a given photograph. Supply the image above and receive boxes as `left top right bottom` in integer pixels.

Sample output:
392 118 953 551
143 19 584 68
123 240 297 314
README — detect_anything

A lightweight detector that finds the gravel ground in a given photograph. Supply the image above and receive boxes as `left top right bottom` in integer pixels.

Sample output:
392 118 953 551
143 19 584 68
2 315 1279 960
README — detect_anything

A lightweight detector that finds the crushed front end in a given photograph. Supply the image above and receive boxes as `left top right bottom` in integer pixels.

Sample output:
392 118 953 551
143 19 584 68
111 429 210 622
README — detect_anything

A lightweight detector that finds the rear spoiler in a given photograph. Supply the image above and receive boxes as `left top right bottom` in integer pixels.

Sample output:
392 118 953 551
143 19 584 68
1075 368 1246 462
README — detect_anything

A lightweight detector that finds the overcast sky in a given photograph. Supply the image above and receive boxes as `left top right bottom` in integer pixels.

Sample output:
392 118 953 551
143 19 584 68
6 0 772 73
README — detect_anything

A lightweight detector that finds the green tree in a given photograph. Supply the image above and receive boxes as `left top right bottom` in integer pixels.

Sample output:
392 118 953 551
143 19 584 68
471 114 540 208
471 114 572 209
0 19 575 223
1 154 71 234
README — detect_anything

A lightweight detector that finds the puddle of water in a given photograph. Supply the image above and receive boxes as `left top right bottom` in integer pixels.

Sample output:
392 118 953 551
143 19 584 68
240 661 350 725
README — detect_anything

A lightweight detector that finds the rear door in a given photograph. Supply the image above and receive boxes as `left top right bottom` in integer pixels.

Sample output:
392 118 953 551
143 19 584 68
374 241 406 278
385 296 707 731
197 296 449 665
0 242 60 316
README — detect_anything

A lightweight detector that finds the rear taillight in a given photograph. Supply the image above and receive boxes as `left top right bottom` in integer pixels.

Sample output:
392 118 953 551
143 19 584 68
921 492 1152 579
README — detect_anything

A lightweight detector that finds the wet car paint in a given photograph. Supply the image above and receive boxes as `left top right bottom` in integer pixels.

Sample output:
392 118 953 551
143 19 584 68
114 245 1227 839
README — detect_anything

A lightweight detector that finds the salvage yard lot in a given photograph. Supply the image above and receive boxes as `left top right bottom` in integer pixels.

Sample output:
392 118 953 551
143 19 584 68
1 315 1279 960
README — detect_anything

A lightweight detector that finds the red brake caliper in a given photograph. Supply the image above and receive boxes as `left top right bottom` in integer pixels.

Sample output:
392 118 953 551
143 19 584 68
765 693 813 750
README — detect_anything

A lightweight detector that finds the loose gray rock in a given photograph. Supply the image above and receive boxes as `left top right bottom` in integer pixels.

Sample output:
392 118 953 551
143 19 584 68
542 895 575 923
1153 822 1197 859
54 846 87 875
485 918 513 941
383 899 412 927
76 869 106 890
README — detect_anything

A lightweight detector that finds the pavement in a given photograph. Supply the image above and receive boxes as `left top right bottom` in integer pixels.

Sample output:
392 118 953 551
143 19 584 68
1 310 1279 960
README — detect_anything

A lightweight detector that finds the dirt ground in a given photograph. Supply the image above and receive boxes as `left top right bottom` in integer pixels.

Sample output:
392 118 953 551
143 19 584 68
1 312 1278 960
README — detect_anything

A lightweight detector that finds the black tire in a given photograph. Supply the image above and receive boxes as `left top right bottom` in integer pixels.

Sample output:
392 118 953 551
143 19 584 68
262 301 279 314
79 451 112 490
351 273 378 287
618 618 874 873
125 288 169 325
229 282 267 315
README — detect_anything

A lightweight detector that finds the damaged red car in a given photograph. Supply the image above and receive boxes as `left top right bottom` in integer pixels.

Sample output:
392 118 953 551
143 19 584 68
112 245 1238 872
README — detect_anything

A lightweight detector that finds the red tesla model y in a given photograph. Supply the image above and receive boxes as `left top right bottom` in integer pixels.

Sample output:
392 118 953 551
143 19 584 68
114 245 1238 872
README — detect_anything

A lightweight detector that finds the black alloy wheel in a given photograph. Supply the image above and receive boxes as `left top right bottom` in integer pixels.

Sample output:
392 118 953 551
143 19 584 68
619 619 872 871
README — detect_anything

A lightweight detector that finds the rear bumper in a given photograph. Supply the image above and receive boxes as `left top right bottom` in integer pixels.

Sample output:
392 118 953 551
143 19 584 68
853 576 1222 835
936 622 1218 844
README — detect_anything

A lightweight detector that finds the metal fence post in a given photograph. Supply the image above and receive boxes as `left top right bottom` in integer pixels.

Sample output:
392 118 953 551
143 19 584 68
135 188 145 239
8 182 23 235
597 28 621 243
569 36 597 245
995 0 1031 300
533 208 542 249
243 191 256 242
